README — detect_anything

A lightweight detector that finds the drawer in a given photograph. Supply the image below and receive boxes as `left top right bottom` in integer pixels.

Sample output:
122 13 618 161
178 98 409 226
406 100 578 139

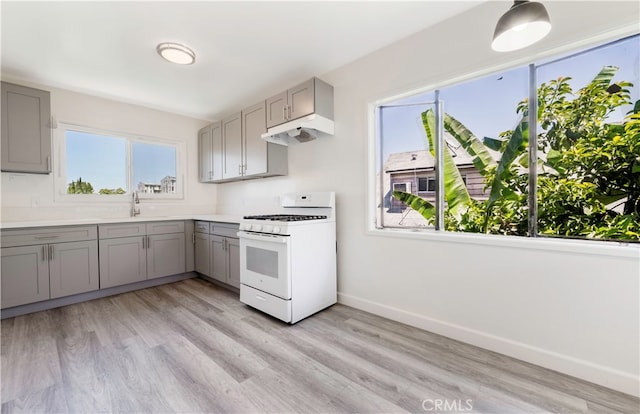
195 221 210 234
1 225 97 247
210 222 239 238
99 223 146 239
240 284 291 323
146 221 185 235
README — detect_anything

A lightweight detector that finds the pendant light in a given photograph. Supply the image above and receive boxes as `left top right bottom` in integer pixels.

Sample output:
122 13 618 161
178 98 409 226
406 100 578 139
492 1 551 52
156 42 196 65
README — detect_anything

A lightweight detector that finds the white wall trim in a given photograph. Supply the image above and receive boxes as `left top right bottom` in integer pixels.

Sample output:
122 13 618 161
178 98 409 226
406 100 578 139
337 292 640 397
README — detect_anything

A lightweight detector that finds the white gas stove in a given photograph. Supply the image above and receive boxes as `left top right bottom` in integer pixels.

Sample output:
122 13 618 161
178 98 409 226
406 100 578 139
238 192 336 324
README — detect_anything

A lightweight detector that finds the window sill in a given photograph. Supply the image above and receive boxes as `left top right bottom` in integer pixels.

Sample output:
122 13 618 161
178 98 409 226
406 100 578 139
367 227 640 259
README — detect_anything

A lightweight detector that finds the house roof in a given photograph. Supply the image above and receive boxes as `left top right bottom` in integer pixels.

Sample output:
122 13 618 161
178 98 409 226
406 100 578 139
384 134 478 173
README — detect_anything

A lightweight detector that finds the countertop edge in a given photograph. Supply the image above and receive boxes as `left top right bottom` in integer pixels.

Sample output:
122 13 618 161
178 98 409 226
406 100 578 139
1 214 243 230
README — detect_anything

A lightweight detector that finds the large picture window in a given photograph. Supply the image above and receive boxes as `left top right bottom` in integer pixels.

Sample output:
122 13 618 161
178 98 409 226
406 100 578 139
375 34 639 242
57 124 182 199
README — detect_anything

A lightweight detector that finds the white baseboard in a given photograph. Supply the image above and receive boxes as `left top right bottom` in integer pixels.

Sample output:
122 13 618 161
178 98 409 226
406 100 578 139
337 292 639 398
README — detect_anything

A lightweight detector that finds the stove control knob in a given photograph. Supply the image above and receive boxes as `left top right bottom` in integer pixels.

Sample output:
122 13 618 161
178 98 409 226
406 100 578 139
253 224 262 232
263 225 273 233
239 223 248 231
272 226 281 234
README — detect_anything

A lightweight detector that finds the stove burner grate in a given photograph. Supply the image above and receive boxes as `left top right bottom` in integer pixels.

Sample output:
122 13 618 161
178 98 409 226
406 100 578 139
243 214 327 222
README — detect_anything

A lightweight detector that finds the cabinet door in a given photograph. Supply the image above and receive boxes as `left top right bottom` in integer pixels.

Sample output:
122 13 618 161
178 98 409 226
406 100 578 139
226 237 241 289
242 101 267 176
287 78 315 121
194 233 210 276
198 125 212 182
49 240 99 299
211 121 223 181
99 237 146 288
266 91 288 128
1 82 51 174
1 245 49 308
210 235 226 283
147 233 186 279
222 112 242 179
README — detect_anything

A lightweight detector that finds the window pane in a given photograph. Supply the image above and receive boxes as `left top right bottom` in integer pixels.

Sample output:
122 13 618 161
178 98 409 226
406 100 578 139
132 142 177 195
66 131 127 194
378 98 436 229
438 67 529 235
535 35 640 241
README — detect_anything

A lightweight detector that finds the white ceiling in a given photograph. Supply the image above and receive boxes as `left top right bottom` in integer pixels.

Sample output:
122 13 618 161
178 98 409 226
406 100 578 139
1 1 483 121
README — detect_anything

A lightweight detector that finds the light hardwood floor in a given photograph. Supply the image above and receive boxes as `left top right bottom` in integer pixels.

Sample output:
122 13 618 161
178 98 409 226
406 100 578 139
2 277 638 413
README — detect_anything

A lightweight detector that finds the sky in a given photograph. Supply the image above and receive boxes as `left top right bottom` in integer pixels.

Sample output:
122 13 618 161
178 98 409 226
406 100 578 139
66 131 176 192
380 34 640 162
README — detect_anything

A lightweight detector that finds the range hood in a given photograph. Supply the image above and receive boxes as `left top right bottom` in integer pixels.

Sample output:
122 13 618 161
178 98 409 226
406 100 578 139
261 114 334 146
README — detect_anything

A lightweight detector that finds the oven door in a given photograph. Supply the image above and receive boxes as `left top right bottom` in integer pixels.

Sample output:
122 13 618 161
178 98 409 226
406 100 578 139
238 231 291 300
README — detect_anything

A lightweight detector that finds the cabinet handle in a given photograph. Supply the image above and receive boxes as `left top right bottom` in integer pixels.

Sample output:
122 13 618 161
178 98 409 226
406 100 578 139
46 156 51 172
142 236 145 249
42 245 47 261
49 245 54 260
192 233 196 244
147 236 151 249
224 239 227 251
239 164 242 175
288 105 291 120
283 106 287 120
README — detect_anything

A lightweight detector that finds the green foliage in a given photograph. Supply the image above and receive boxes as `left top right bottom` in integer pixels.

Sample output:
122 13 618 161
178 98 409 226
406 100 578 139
392 65 639 241
67 177 94 194
98 187 126 195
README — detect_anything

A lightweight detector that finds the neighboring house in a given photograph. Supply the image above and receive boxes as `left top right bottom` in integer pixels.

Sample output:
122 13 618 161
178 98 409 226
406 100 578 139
138 176 177 194
137 182 161 194
384 135 496 213
160 175 177 194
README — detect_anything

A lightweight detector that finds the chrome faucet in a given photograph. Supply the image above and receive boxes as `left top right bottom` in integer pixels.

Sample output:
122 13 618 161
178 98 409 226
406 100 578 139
131 191 141 217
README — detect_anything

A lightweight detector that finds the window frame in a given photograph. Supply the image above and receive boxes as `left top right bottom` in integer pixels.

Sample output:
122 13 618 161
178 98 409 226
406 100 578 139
368 29 640 246
54 122 185 202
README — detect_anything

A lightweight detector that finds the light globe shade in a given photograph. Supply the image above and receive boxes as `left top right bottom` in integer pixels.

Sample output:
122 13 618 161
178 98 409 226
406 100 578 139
156 43 196 65
492 1 551 52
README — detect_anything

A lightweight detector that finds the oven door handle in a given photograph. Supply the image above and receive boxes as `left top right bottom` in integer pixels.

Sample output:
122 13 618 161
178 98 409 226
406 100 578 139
238 231 289 244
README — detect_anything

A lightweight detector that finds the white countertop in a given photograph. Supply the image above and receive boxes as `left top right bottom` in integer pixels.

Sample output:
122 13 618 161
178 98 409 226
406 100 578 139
0 214 243 230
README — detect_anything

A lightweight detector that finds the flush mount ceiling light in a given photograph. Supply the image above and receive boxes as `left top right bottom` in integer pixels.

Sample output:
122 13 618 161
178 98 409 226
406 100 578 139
156 42 196 65
491 1 551 52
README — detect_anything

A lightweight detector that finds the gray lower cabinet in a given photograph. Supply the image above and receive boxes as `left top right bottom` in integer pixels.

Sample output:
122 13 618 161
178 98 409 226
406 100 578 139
147 232 186 279
99 236 146 288
194 221 240 289
98 221 186 288
0 226 99 308
1 245 49 308
49 240 99 298
194 231 210 276
1 82 52 173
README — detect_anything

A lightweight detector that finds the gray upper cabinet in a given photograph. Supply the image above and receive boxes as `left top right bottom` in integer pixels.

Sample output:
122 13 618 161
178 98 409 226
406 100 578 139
287 78 315 122
198 122 223 183
242 101 287 178
200 103 287 184
265 91 288 128
198 125 212 182
222 112 243 180
265 77 333 128
1 82 52 174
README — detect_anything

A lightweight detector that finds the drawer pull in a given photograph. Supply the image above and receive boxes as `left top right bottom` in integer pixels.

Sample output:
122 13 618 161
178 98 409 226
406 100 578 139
256 294 266 301
35 235 60 240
